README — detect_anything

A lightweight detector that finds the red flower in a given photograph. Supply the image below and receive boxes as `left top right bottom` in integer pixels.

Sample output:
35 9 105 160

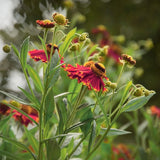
112 144 134 160
150 105 160 118
64 61 108 92
12 104 39 127
36 20 55 28
91 25 122 63
0 101 11 115
28 44 63 63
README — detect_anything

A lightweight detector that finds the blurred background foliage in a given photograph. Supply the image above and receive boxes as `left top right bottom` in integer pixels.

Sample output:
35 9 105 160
0 0 159 106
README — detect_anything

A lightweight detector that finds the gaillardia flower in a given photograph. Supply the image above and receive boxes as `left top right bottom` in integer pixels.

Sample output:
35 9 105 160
12 104 39 127
150 105 160 118
28 44 59 62
36 19 55 28
64 61 109 92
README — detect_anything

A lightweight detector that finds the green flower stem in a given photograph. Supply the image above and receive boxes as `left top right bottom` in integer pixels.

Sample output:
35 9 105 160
85 124 111 160
66 85 87 129
21 65 36 100
116 62 125 85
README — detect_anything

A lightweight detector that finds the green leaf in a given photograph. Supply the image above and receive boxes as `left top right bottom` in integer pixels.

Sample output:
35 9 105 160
54 92 71 99
0 90 29 105
101 128 131 136
119 81 132 106
80 108 93 136
44 88 55 124
20 36 30 68
1 102 39 126
38 35 48 59
121 92 155 112
88 120 96 152
45 139 60 160
87 44 98 58
0 114 12 132
0 149 23 160
0 135 36 160
18 87 40 109
24 127 38 154
11 44 20 58
60 27 76 56
27 65 43 93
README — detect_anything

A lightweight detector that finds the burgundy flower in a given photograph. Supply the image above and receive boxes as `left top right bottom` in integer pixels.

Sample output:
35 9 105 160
64 61 108 92
36 20 55 28
28 44 64 63
0 101 11 115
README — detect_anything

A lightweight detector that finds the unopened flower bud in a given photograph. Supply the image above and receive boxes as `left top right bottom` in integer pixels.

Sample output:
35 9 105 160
3 44 11 53
121 54 136 66
110 83 117 89
105 81 111 87
69 43 80 52
134 88 143 97
63 0 74 9
10 100 21 109
53 13 68 26
144 89 150 96
79 33 89 42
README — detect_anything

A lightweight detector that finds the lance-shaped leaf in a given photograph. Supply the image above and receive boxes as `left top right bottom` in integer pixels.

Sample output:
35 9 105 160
20 36 30 68
101 128 131 136
45 139 60 160
27 65 43 93
11 44 20 58
0 135 36 160
121 92 155 112
60 27 76 56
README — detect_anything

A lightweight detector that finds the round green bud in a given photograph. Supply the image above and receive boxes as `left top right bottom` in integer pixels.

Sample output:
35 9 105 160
144 89 150 96
3 44 11 53
105 81 111 87
79 33 88 42
53 13 68 25
110 83 117 89
134 88 143 97
10 100 21 108
69 43 80 52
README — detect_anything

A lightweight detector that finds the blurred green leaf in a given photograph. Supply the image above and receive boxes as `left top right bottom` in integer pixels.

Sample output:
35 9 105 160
88 120 96 152
24 127 38 154
60 27 76 56
20 36 30 68
0 114 12 132
18 87 40 109
121 92 155 112
80 108 93 136
0 149 23 160
11 44 20 58
101 128 131 136
27 64 43 93
0 90 29 105
44 88 55 124
0 135 36 160
46 139 60 160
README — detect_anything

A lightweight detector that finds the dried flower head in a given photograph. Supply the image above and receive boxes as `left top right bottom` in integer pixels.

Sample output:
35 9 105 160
53 13 68 26
121 54 136 66
36 20 55 28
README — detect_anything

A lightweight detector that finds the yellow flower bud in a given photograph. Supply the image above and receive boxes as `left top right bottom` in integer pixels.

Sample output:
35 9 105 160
53 13 68 26
110 83 117 89
134 88 143 97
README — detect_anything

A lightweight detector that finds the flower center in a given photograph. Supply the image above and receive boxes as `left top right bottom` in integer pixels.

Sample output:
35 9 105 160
91 62 106 77
46 44 59 55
